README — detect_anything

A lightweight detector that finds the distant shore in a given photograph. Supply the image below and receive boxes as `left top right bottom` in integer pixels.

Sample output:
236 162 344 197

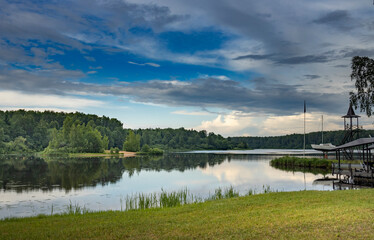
67 150 137 158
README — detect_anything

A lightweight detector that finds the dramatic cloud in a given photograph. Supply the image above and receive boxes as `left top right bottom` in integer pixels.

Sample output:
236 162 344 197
0 66 346 116
0 0 185 65
313 10 358 31
105 78 346 115
1 0 374 135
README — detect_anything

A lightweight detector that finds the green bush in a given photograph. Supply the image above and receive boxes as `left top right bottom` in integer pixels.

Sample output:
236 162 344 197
149 148 163 155
138 146 163 155
141 144 151 153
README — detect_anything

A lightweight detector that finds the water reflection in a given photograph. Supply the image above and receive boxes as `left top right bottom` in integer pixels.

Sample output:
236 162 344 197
201 157 330 192
0 152 333 219
270 164 330 176
0 155 123 192
0 154 227 192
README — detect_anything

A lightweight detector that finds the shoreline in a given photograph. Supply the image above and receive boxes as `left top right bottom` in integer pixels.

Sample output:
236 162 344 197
66 151 137 158
1 189 373 239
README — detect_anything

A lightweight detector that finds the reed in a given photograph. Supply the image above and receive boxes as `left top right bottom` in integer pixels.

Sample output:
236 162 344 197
209 186 240 200
58 186 276 215
262 185 272 194
65 200 90 215
246 189 254 196
124 186 278 211
122 188 192 211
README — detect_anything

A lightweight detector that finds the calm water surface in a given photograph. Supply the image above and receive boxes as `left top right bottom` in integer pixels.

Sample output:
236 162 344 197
0 150 332 219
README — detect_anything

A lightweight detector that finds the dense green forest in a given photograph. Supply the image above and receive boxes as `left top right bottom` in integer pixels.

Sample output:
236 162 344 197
0 110 373 153
0 110 127 153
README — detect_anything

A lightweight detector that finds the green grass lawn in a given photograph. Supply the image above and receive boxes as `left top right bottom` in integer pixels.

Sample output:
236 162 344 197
1 189 374 239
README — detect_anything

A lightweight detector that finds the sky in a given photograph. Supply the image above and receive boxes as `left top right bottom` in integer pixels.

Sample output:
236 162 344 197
1 0 374 137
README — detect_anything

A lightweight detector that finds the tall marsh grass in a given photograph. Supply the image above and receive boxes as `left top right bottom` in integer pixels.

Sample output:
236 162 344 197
122 185 275 211
52 186 276 216
122 188 198 211
209 186 240 200
64 200 90 215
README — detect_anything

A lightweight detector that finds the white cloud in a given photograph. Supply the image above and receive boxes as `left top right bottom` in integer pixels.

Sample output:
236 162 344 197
195 111 257 136
84 56 96 62
148 80 191 86
128 61 160 67
194 110 374 137
260 113 329 136
172 110 211 116
145 62 161 67
258 112 374 136
89 66 103 70
128 100 167 107
199 74 230 80
0 90 103 110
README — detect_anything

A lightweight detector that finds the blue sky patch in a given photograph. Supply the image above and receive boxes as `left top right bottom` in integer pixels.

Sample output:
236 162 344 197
159 30 230 54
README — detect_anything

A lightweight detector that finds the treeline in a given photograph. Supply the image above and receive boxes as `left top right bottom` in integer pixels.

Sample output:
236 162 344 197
133 128 244 151
0 110 248 153
231 130 374 149
1 110 374 153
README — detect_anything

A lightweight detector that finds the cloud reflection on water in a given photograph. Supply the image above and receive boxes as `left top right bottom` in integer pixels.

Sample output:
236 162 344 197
200 157 328 191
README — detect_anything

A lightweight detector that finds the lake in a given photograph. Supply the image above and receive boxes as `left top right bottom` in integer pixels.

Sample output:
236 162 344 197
0 150 332 219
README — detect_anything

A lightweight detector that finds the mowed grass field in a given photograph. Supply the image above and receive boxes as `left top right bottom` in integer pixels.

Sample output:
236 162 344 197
1 189 374 240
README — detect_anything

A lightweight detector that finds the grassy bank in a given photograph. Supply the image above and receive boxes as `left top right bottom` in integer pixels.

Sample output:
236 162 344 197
1 189 374 239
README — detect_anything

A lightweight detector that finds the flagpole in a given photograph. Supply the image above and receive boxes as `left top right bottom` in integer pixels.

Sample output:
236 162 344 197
304 100 306 157
322 115 324 144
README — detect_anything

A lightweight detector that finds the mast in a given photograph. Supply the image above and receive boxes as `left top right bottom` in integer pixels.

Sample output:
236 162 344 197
304 100 306 157
322 115 324 144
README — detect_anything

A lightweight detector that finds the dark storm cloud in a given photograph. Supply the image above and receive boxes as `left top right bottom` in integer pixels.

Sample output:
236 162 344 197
340 48 374 58
108 78 346 115
233 54 274 61
277 55 329 64
304 75 321 80
233 53 332 65
334 64 349 68
313 10 349 24
313 10 358 31
0 68 85 95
